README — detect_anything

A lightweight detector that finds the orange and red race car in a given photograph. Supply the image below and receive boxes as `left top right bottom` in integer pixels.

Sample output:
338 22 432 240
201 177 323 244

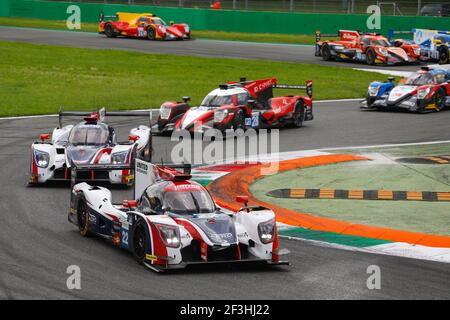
98 12 190 41
315 30 420 65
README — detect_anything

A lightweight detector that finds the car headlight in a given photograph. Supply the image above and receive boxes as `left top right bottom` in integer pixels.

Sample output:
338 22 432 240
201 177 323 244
111 150 129 164
417 87 431 99
258 218 275 244
413 48 420 55
159 105 172 120
214 109 228 123
378 48 388 56
184 25 190 33
34 150 50 168
159 25 166 33
333 45 344 50
368 86 379 97
155 223 180 248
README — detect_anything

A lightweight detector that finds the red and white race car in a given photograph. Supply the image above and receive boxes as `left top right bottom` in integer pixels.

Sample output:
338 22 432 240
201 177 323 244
99 12 190 41
68 159 289 272
315 30 421 65
154 77 313 134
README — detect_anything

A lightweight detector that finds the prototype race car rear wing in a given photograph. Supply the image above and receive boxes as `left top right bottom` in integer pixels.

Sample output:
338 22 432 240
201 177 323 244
387 29 414 40
99 12 118 22
70 160 192 200
59 108 154 161
58 108 154 128
273 81 313 98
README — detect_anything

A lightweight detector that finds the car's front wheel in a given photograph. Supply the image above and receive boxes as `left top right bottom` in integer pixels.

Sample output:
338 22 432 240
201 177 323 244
438 46 449 64
132 219 149 265
77 196 90 237
434 88 446 111
366 48 376 65
147 27 156 40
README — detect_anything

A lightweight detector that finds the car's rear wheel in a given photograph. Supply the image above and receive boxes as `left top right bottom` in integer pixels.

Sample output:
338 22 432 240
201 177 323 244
132 219 148 265
291 100 305 128
104 23 117 38
321 44 332 61
438 46 449 64
77 196 90 237
434 88 446 111
147 27 156 40
366 48 376 65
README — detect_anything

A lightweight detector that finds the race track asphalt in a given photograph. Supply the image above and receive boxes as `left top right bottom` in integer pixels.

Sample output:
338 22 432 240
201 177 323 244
0 26 426 70
1 101 450 299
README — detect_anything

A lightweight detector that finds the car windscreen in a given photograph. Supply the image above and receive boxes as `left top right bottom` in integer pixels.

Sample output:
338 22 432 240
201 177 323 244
371 39 391 46
200 94 233 108
152 18 167 26
405 72 434 85
164 190 215 214
68 124 109 146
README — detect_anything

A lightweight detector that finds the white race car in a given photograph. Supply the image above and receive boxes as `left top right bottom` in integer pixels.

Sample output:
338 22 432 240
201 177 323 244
68 159 289 272
30 108 152 186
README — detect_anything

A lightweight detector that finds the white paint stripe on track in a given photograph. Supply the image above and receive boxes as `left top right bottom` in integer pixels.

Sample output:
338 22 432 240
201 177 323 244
280 235 450 264
318 139 450 151
0 99 361 121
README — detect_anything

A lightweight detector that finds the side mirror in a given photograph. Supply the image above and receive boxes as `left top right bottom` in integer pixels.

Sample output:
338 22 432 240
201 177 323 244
182 96 191 103
170 21 174 25
122 200 137 209
236 195 249 206
248 99 256 107
128 134 139 142
39 133 50 142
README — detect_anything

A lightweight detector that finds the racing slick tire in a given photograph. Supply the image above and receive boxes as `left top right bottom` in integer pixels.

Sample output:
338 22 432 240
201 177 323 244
321 44 332 61
291 100 306 128
438 46 449 65
147 27 156 40
132 218 149 265
104 23 118 38
434 87 446 111
366 48 376 65
233 109 246 137
77 195 91 237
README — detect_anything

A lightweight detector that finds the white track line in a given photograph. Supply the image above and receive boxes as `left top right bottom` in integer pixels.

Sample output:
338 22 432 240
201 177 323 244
0 99 360 121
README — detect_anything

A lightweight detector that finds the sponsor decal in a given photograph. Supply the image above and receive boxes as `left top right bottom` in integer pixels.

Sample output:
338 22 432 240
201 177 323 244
145 254 157 261
208 232 233 243
136 161 148 174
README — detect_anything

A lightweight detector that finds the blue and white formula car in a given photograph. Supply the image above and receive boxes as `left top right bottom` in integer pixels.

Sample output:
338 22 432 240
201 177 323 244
362 67 450 113
67 160 289 272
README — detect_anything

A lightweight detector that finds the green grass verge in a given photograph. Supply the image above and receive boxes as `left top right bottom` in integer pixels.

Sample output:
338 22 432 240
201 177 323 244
0 40 381 117
251 145 450 236
0 16 320 45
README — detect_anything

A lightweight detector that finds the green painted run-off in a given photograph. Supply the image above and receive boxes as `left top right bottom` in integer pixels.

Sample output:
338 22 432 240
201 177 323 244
279 227 392 248
1 0 450 35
